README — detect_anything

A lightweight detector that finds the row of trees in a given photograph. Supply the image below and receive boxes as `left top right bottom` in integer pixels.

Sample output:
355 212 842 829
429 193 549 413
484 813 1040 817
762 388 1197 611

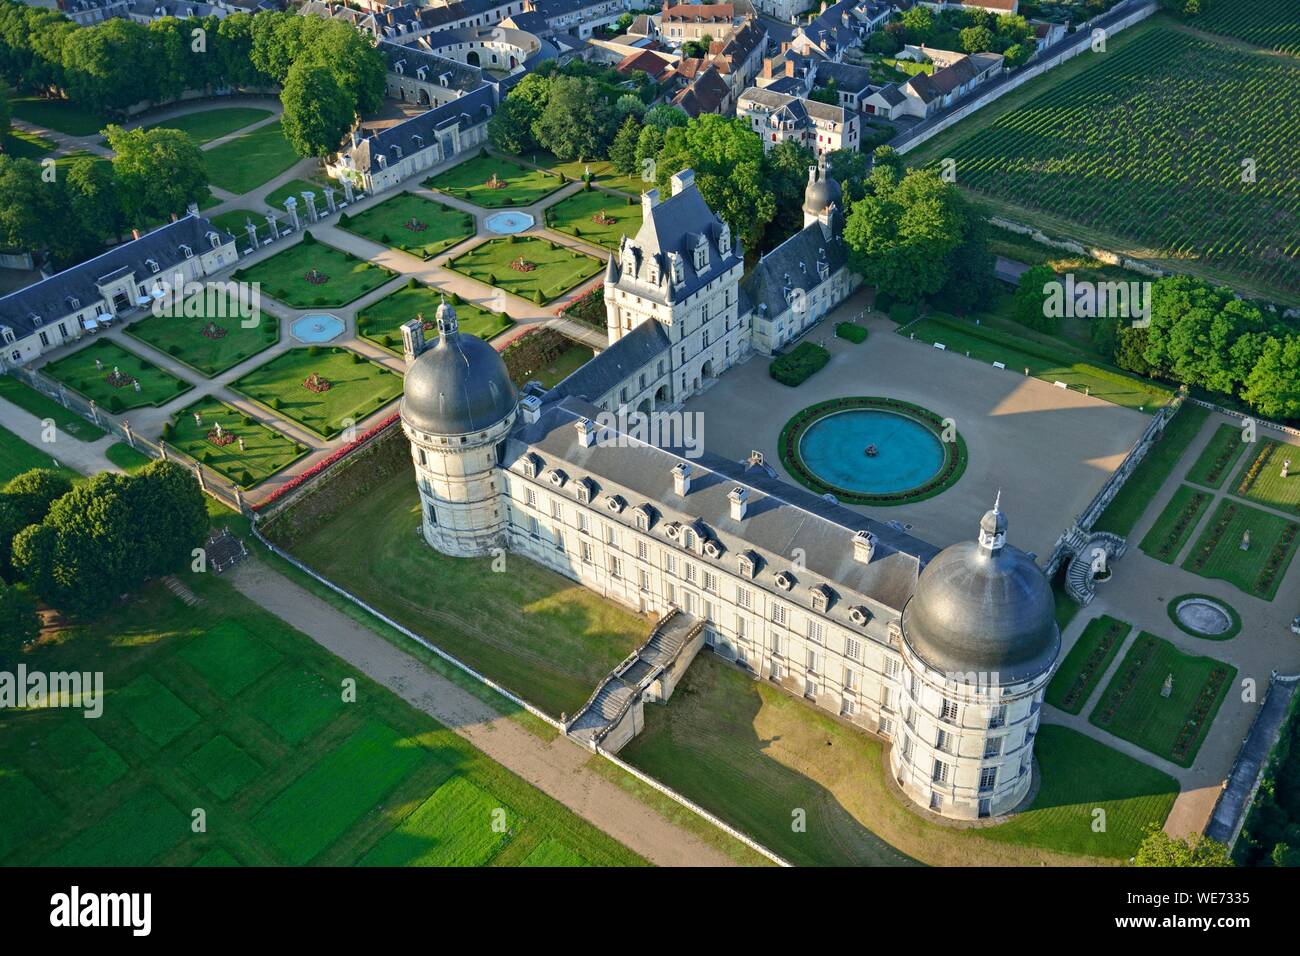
870 5 1038 65
0 461 208 644
0 125 208 270
487 60 657 163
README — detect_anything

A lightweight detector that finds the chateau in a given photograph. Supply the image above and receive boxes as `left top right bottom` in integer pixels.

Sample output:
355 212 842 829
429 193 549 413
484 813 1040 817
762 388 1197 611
398 170 1061 821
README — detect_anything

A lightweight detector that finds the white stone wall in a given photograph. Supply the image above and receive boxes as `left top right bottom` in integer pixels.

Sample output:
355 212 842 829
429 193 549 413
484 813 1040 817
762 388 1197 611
750 266 861 355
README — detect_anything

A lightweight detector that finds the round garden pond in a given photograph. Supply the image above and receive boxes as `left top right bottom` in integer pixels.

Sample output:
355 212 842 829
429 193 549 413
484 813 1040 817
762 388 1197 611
1169 594 1241 640
484 211 535 235
778 397 966 505
291 314 345 344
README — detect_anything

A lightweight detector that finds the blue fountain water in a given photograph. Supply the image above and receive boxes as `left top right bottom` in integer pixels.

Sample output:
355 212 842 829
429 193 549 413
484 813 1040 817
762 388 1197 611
484 211 535 234
291 314 345 344
798 409 944 495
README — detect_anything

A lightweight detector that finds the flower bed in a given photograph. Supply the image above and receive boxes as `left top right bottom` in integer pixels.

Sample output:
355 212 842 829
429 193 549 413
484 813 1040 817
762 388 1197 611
1059 618 1129 713
776 396 967 506
1189 502 1237 573
1142 487 1211 562
1256 522 1299 596
255 411 401 511
1236 442 1274 496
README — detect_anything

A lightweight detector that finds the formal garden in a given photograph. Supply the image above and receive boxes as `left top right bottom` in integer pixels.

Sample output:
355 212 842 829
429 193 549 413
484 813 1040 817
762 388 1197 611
1186 422 1249 489
449 236 602 305
40 339 190 412
1181 499 1300 601
534 153 644 194
340 192 475 260
544 188 642 250
234 234 397 309
202 119 300 196
1233 438 1300 516
356 283 511 353
231 347 403 440
163 398 307 489
0 572 638 866
1093 404 1209 538
143 107 272 146
1089 632 1236 768
1045 614 1132 715
126 292 280 377
1138 484 1213 564
425 154 565 208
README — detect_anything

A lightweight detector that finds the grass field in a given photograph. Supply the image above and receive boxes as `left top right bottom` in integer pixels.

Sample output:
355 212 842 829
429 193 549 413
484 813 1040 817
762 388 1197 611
1093 403 1210 537
232 347 402 440
235 239 397 309
903 312 1174 411
0 424 68 483
1090 632 1236 767
275 473 647 716
425 155 565 208
0 376 106 441
915 23 1300 299
450 236 603 304
7 92 107 136
104 442 152 472
166 398 306 488
1 126 54 158
341 192 475 259
534 153 645 194
1187 422 1250 489
203 120 300 196
40 339 190 411
621 652 1176 864
144 107 271 146
125 294 280 377
0 571 641 866
264 177 340 211
1190 0 1300 56
1138 484 1213 564
509 343 593 388
1182 498 1300 601
1233 438 1300 516
545 188 642 250
1045 615 1132 715
357 284 511 352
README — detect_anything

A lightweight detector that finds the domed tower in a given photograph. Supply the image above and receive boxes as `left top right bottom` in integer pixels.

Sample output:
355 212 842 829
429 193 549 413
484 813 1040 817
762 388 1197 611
400 299 518 558
889 495 1061 820
802 164 842 228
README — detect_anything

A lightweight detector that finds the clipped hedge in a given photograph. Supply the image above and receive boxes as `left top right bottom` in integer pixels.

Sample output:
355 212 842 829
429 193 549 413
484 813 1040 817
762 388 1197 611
836 321 867 344
769 341 830 387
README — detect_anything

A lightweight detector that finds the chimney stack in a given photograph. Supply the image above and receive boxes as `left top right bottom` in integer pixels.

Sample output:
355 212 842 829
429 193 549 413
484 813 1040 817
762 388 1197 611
670 168 695 196
853 530 875 564
575 417 597 447
728 486 749 521
400 317 426 365
672 462 691 496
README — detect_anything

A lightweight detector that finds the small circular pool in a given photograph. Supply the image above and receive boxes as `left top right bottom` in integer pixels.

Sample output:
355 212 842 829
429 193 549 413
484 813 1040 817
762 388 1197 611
484 211 535 234
798 409 945 496
1174 597 1233 637
291 313 345 344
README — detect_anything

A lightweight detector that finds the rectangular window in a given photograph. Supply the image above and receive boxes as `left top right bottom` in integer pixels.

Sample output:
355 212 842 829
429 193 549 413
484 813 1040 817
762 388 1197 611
735 616 746 639
979 767 997 792
737 586 752 609
577 513 589 534
984 737 1003 759
551 500 563 520
844 636 861 661
579 540 592 564
553 528 565 553
806 619 824 644
932 759 949 784
702 570 717 593
636 539 648 561
684 562 697 584
935 728 952 753
639 569 650 591
663 554 676 575
606 525 617 546
885 657 901 679
842 666 856 690
989 705 1007 729
771 604 787 626
525 488 537 508
609 555 622 579
941 698 959 723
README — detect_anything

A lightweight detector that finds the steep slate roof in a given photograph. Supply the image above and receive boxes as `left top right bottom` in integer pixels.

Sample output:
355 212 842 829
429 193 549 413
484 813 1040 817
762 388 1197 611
0 215 233 339
380 38 485 93
740 214 848 320
547 319 671 403
870 81 906 106
813 60 874 95
351 85 497 174
512 395 939 632
662 2 734 22
672 64 731 115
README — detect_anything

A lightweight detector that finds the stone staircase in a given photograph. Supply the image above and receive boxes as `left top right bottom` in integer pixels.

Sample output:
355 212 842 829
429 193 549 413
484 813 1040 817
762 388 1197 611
1064 530 1128 606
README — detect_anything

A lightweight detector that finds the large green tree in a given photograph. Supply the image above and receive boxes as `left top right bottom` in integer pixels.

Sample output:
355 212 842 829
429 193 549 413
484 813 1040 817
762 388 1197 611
59 17 151 113
0 580 39 656
130 460 208 577
106 125 208 228
533 75 615 162
1135 826 1232 866
609 115 643 177
279 60 354 158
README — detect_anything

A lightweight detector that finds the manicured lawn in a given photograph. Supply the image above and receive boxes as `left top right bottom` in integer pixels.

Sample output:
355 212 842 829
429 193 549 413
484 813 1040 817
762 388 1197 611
904 313 1174 412
232 347 403 440
449 236 602 304
0 376 106 441
1090 632 1236 768
1233 438 1300 516
1046 615 1132 715
0 572 641 866
1 127 55 158
235 238 397 308
264 177 340 211
357 284 511 353
104 441 152 473
1187 422 1250 490
0 424 64 483
341 192 474 259
209 208 271 247
1182 499 1300 601
425 154 564 208
203 119 299 195
1093 403 1211 537
126 292 280 376
360 774 515 866
144 107 272 146
545 188 642 250
1138 484 1213 564
165 398 306 488
512 343 592 388
275 473 647 716
537 154 644 194
620 652 1174 864
40 339 191 412
7 92 107 136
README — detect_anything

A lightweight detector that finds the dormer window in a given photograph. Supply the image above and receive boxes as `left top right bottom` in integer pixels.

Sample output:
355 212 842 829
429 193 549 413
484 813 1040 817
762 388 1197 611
147 258 161 273
575 477 595 504
604 494 625 514
633 504 655 531
693 235 708 272
547 468 567 487
664 521 681 541
848 605 871 627
703 539 722 559
179 245 193 259
681 526 696 550
737 549 758 578
520 453 542 478
810 584 832 612
775 571 795 591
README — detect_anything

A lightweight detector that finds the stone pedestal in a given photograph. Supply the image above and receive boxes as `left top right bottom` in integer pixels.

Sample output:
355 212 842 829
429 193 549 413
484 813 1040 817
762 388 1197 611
324 187 337 213
284 196 300 231
245 218 258 250
302 191 319 223
342 178 355 203
265 213 280 240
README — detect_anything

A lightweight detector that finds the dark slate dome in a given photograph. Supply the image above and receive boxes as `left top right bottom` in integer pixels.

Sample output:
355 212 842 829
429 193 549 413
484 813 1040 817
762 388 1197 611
900 502 1059 684
803 167 842 217
401 303 517 435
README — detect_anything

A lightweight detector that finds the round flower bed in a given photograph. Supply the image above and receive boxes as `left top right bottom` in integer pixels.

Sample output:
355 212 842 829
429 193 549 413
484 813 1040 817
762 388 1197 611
776 396 967 506
1166 593 1242 641
509 256 537 273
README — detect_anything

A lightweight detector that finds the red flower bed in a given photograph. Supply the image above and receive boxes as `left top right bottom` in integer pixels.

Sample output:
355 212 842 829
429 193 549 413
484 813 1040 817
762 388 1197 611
254 412 401 511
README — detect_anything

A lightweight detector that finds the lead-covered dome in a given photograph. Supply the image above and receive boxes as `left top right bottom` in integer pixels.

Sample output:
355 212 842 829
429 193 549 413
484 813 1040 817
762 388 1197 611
803 166 841 218
900 502 1059 684
401 306 517 435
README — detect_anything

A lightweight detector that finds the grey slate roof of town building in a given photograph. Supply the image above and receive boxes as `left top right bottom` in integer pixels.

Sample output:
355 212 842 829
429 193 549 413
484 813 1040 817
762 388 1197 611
740 212 848 319
871 81 906 106
513 395 940 623
812 60 874 94
351 84 497 174
0 215 233 340
380 38 485 92
547 319 671 404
